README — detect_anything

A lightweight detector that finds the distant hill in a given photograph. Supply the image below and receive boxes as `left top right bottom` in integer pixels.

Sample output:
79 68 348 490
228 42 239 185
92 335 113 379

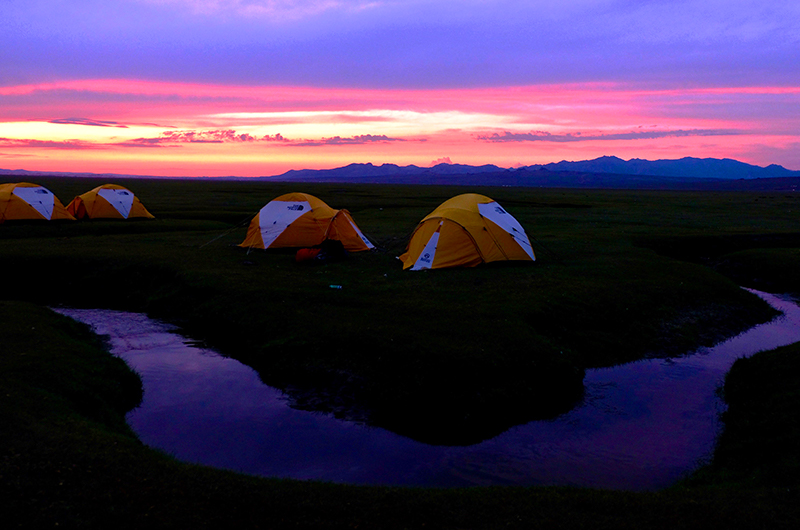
523 156 800 180
4 157 800 191
275 162 506 180
266 157 800 191
0 168 153 179
271 156 800 182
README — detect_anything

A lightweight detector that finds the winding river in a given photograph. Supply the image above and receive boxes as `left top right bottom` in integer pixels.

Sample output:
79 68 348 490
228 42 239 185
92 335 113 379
53 289 800 490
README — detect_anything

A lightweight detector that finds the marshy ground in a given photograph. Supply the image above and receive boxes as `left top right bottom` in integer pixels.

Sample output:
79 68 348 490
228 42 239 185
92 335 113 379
2 177 800 528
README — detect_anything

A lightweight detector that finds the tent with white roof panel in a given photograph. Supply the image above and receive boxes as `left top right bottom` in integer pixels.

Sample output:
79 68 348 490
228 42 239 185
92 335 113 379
239 192 374 252
0 182 75 223
66 184 154 219
399 193 535 270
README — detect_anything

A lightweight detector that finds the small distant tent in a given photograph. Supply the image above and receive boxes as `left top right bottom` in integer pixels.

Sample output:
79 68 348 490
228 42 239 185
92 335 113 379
66 184 155 220
239 192 374 251
0 182 75 223
399 193 535 270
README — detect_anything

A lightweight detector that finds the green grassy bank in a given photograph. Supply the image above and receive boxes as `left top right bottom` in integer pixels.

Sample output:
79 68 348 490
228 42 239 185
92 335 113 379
687 338 800 489
2 300 800 529
1 178 796 442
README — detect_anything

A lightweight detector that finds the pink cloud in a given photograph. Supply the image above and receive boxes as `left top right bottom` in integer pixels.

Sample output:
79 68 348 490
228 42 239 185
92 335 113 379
476 129 740 143
48 117 129 128
293 134 405 147
2 80 794 145
158 129 257 143
0 137 101 150
0 151 37 159
122 130 293 147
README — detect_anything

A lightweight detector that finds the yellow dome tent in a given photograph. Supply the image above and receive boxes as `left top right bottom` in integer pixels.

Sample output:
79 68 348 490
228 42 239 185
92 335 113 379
239 192 374 251
399 193 535 270
0 182 75 223
66 184 155 219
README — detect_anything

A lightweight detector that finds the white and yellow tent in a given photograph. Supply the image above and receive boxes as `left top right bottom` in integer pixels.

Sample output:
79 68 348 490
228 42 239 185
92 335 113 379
66 184 155 219
240 192 374 251
399 193 535 270
0 182 75 223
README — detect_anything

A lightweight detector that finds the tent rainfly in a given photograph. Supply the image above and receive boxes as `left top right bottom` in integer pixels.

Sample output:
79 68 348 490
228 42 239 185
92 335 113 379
239 192 374 251
399 193 535 270
66 184 155 220
0 182 75 223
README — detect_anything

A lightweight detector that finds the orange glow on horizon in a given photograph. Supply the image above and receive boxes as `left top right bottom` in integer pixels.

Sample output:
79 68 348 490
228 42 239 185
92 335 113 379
2 79 799 176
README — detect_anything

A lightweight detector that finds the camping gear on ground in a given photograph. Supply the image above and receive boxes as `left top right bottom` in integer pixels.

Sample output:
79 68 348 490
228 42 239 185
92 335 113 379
240 192 374 251
0 182 75 223
295 247 323 262
295 239 349 264
399 193 535 270
66 184 155 219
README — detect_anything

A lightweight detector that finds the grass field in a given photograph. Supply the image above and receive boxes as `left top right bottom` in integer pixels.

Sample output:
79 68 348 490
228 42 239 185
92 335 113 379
2 177 793 441
3 176 800 527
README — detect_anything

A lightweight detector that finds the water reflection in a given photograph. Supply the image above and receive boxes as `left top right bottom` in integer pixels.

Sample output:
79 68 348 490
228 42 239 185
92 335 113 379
53 290 800 490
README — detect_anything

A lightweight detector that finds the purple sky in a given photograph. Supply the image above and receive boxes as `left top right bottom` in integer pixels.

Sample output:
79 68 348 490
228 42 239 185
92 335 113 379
5 1 798 88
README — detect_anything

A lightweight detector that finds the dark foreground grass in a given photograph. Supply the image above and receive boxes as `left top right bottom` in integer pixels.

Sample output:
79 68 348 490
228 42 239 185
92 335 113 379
3 301 800 530
4 179 800 527
686 338 800 489
1 177 795 443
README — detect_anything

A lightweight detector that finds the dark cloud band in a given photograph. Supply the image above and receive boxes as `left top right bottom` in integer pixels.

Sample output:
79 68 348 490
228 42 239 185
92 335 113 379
476 129 740 143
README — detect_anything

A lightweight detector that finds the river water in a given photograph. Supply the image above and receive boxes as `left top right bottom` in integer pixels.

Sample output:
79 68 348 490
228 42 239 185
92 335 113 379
53 289 800 490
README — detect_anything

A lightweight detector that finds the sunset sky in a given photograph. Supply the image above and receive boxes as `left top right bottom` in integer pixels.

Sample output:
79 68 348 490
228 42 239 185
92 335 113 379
2 1 799 177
